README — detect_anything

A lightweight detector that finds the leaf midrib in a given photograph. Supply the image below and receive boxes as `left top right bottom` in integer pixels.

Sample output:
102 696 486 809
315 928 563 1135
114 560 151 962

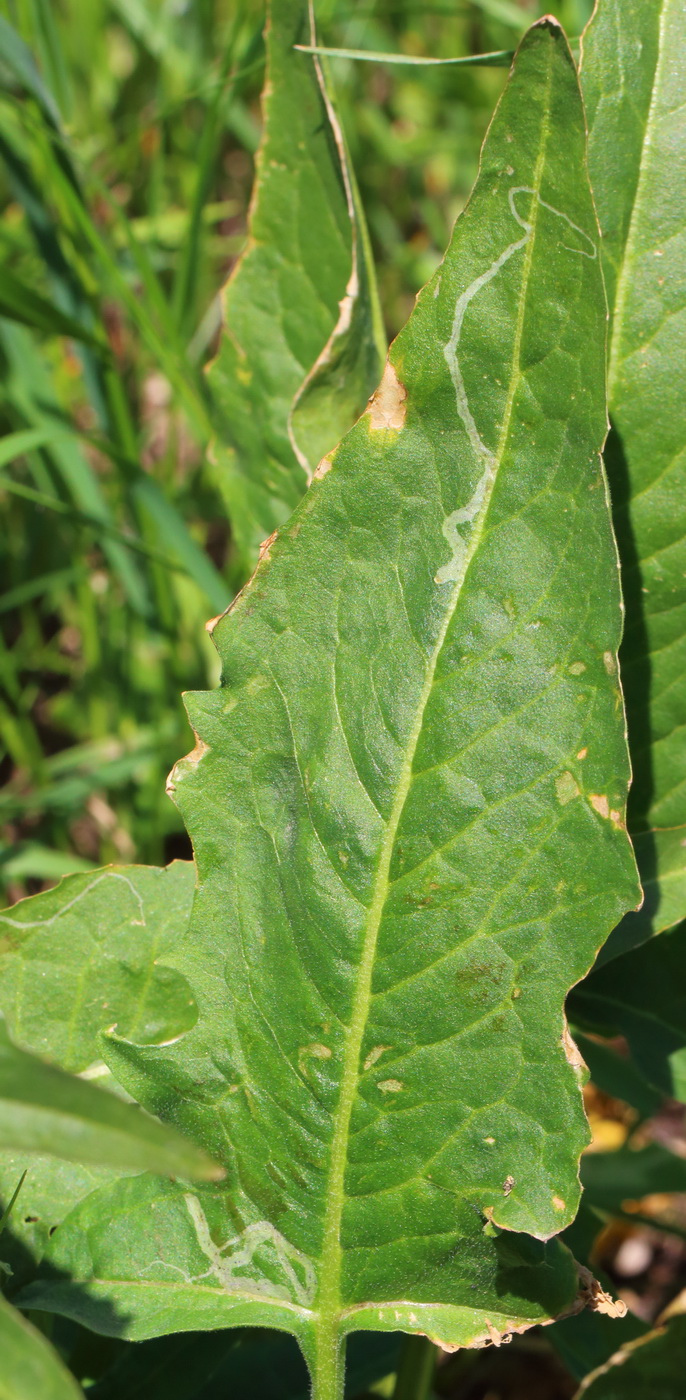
315 47 555 1338
607 0 668 400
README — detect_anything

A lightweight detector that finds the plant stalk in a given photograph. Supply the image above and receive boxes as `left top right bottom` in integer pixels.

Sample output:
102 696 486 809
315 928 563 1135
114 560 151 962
309 1322 346 1400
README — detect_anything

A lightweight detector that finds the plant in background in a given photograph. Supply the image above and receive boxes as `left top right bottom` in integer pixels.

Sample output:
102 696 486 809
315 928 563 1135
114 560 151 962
1 1 686 1398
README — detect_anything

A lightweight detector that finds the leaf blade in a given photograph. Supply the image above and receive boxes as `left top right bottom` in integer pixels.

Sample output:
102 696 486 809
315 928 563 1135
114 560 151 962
22 18 636 1369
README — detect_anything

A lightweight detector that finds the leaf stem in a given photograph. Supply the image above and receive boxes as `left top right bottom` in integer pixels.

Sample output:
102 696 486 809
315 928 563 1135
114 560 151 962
310 1321 346 1400
392 1334 437 1400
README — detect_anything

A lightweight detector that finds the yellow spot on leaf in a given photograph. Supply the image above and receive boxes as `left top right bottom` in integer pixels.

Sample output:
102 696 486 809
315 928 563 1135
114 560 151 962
378 1078 403 1093
363 1045 390 1071
556 771 580 805
298 1043 332 1077
588 795 625 829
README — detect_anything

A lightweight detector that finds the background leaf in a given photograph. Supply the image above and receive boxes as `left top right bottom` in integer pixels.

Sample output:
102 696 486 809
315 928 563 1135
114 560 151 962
0 1293 84 1400
576 1314 686 1399
570 920 686 1096
580 0 686 953
0 1016 221 1179
208 0 385 573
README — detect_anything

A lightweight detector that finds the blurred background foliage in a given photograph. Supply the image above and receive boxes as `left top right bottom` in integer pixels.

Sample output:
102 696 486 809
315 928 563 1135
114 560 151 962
0 0 592 898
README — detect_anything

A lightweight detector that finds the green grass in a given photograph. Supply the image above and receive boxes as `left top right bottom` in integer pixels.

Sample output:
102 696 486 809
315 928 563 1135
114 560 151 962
0 0 592 899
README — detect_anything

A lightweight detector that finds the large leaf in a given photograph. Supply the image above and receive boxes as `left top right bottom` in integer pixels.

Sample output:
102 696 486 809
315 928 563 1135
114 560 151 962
19 20 637 1391
580 0 686 952
0 1294 84 1400
0 1017 221 1179
209 0 384 573
0 861 196 1073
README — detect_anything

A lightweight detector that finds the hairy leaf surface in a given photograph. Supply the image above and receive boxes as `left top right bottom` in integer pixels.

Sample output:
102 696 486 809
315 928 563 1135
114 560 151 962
21 22 637 1391
0 1294 84 1400
0 862 196 1073
209 0 384 572
581 0 686 950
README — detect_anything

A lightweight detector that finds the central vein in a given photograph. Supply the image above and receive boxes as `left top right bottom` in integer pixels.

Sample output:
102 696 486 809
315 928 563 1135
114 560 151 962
314 59 553 1359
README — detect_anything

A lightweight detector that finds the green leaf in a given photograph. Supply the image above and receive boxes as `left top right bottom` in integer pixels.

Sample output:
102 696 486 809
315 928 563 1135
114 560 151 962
0 1294 84 1400
21 20 637 1389
0 1016 221 1179
577 1315 686 1399
580 0 686 948
580 1142 686 1217
547 1306 648 1386
0 862 197 1073
0 14 62 130
209 0 385 573
546 1201 648 1380
569 920 686 1096
293 44 515 68
0 1150 123 1293
0 266 109 350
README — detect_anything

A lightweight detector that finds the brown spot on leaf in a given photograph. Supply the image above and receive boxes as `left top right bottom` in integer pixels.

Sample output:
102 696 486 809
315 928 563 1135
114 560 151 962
367 361 407 432
166 732 209 796
577 1264 628 1318
258 530 278 563
589 793 609 819
561 1017 585 1074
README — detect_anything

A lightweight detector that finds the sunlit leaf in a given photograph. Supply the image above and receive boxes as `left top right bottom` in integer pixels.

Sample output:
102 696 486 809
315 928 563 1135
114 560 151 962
20 22 637 1390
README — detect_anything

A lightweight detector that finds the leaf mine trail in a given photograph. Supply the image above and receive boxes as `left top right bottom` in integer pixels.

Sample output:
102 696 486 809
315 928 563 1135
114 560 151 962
438 185 597 585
